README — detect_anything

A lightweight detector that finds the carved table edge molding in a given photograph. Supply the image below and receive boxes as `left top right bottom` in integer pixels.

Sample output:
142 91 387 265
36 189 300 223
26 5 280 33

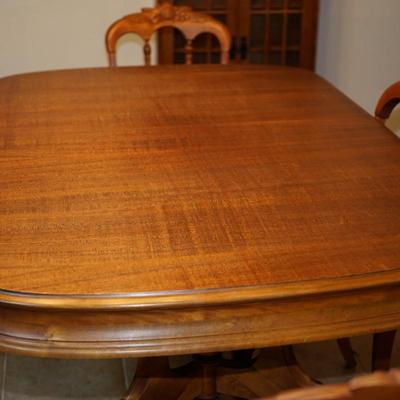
1 272 400 359
1 269 399 311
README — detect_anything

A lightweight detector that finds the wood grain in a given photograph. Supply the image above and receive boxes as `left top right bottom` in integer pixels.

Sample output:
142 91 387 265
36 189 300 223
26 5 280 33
0 65 400 358
1 65 399 297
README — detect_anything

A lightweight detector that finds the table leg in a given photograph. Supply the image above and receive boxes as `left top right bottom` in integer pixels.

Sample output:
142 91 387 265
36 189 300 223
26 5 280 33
372 330 397 371
282 345 319 387
194 353 219 400
123 354 248 400
337 338 357 369
123 356 194 400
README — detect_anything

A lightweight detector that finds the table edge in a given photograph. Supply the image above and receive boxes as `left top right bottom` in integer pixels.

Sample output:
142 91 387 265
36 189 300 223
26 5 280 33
0 64 305 83
1 269 399 311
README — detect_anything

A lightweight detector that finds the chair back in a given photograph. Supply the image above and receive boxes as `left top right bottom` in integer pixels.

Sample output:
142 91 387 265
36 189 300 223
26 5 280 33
375 81 400 121
264 370 400 400
105 3 231 67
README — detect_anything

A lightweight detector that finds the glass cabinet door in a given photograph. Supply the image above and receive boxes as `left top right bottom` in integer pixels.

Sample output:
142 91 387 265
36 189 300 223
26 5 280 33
158 0 318 69
239 0 318 68
158 0 236 64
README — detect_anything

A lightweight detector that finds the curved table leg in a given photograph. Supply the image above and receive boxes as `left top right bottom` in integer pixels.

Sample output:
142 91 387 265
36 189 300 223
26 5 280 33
125 342 364 400
282 345 319 387
372 330 397 371
123 356 195 400
336 338 357 369
221 350 259 369
123 355 247 400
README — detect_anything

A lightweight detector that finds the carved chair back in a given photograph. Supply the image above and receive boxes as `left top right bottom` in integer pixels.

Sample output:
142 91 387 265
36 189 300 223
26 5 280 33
105 3 231 67
265 369 400 400
375 81 400 122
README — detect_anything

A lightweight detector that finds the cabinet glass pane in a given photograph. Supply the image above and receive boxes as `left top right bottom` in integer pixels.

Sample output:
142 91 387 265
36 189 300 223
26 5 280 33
193 33 208 49
212 0 227 9
251 0 266 9
250 15 266 47
213 13 227 23
286 51 300 66
268 14 283 46
193 52 208 63
174 30 186 49
268 51 282 65
287 14 302 46
249 52 265 64
194 0 209 10
211 52 220 63
288 0 303 9
269 0 284 9
174 53 186 64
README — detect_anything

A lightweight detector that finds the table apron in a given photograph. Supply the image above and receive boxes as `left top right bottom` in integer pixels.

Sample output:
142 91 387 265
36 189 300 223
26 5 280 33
1 285 400 359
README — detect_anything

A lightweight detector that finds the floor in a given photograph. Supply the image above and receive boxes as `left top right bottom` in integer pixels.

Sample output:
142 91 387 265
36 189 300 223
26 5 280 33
1 334 399 400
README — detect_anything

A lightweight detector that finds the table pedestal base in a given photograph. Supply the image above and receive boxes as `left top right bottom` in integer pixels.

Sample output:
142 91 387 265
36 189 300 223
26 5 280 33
123 354 247 400
122 347 316 400
121 331 397 399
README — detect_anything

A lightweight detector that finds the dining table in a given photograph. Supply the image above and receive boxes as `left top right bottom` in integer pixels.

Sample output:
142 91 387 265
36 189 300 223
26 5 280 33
0 64 399 399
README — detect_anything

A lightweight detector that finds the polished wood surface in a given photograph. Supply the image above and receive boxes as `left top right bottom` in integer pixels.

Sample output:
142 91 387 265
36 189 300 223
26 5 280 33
266 369 400 400
1 65 399 297
0 65 400 359
106 3 231 66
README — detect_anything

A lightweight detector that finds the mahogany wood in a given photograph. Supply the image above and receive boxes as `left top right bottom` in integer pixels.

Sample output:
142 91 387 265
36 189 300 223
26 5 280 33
265 369 400 400
0 66 400 362
105 3 231 66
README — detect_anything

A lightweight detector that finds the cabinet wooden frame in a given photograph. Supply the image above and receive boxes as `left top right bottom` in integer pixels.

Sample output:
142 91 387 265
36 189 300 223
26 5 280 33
157 0 319 69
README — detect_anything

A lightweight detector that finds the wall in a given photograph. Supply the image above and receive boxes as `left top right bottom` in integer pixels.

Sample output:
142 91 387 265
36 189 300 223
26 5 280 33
1 0 399 133
316 0 400 135
0 0 154 78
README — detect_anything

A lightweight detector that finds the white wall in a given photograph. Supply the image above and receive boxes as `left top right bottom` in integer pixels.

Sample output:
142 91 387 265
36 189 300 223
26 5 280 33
1 0 399 134
316 0 400 135
0 0 154 78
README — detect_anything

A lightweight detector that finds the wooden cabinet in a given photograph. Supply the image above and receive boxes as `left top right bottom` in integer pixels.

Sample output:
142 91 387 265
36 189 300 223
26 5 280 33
158 0 319 69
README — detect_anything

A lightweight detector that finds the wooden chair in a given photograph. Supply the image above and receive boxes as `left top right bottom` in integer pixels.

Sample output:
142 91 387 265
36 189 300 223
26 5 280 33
264 369 400 400
375 81 400 121
284 82 400 384
105 8 229 400
287 81 400 379
271 82 400 383
369 82 400 373
105 3 231 67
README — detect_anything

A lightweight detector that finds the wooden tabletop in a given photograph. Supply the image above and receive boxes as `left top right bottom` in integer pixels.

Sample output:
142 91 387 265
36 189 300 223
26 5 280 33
0 65 399 359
